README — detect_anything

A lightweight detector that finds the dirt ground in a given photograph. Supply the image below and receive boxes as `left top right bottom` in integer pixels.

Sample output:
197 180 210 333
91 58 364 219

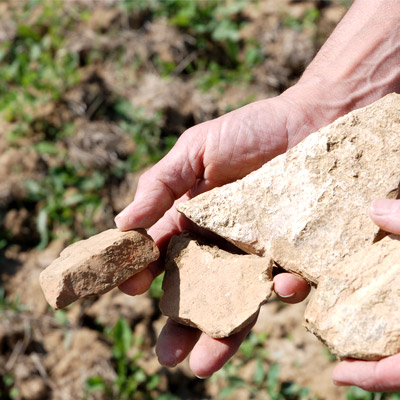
0 1 355 399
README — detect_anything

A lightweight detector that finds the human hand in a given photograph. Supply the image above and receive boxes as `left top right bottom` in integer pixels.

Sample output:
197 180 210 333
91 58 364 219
114 88 319 377
332 199 400 392
115 0 400 376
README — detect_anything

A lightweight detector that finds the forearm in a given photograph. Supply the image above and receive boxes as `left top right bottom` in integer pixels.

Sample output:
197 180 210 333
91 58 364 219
283 0 400 146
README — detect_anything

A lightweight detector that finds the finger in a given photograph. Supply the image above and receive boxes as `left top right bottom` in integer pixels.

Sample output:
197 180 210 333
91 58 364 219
333 353 400 392
115 129 205 230
370 199 400 234
118 260 162 295
189 318 257 378
156 319 202 367
118 204 188 296
273 273 311 304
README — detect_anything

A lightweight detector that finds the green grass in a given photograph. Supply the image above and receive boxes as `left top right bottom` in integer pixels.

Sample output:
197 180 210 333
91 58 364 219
0 0 80 141
283 8 320 32
210 332 315 400
85 318 178 400
0 372 18 400
0 287 28 313
346 387 400 400
119 0 263 91
0 0 262 250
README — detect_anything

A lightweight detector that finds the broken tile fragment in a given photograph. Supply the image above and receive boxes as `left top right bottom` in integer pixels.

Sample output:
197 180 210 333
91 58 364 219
39 229 159 309
160 235 273 338
304 235 400 361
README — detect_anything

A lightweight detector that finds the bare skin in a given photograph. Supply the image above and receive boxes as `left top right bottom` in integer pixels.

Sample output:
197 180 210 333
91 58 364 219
116 0 400 388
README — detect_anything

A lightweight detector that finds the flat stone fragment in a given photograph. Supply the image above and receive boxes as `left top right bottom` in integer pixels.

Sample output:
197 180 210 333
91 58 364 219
178 94 400 284
160 235 273 338
304 235 400 361
39 229 159 309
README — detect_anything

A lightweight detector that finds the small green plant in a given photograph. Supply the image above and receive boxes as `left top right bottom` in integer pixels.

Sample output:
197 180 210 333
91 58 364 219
283 8 320 32
85 318 168 400
19 95 172 251
0 0 80 140
213 333 314 400
346 387 400 400
25 164 106 248
214 360 314 400
149 273 164 300
0 372 19 399
266 363 314 400
323 346 337 362
113 99 176 173
0 211 10 250
239 331 268 360
0 287 28 313
119 0 263 90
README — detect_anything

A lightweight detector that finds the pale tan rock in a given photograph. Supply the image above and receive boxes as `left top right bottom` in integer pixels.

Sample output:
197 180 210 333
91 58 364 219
304 235 400 361
178 93 400 284
159 235 274 338
39 229 159 309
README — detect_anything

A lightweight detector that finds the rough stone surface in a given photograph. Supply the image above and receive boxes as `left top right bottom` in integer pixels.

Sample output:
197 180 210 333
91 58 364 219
39 229 159 309
178 93 400 284
160 235 273 338
304 235 400 361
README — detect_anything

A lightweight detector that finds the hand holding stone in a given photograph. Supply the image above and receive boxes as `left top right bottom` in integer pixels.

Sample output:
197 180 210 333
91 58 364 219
115 95 313 377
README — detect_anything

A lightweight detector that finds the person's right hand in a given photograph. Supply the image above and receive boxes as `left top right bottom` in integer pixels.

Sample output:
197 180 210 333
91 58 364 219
114 84 335 378
115 0 400 378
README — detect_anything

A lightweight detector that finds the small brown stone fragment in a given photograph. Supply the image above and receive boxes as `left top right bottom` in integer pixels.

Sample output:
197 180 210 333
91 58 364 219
304 235 400 361
39 229 159 309
160 235 273 338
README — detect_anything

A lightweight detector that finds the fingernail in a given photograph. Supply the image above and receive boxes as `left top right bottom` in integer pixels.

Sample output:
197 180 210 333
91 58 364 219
370 199 400 216
333 379 349 387
114 208 130 229
278 292 296 299
159 360 178 368
156 353 178 368
195 374 211 380
332 365 352 387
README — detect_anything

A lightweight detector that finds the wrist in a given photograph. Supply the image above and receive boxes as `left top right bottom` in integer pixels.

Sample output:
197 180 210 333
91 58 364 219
278 80 346 149
279 0 400 149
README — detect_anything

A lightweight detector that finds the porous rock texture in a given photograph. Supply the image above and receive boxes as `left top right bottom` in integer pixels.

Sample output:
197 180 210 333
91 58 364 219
160 235 274 338
39 229 159 309
178 93 400 284
304 235 400 360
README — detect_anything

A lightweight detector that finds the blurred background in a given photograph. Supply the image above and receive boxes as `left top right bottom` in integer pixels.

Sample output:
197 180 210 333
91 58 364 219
1 1 396 399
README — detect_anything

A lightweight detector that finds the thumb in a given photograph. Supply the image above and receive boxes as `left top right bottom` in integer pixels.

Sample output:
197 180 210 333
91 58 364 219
369 199 400 234
115 129 205 230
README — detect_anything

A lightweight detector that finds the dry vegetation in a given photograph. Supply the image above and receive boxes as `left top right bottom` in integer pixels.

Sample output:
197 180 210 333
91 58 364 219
1 1 397 399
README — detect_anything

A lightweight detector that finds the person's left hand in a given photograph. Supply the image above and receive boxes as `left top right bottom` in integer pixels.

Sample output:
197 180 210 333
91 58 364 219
333 198 400 391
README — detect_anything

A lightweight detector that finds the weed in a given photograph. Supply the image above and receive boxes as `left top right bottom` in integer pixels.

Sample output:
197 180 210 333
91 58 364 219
240 331 268 361
0 211 11 250
25 164 105 248
0 0 80 140
283 8 320 32
85 318 172 400
149 273 164 300
213 334 314 400
346 387 400 400
18 96 172 250
0 372 19 400
323 346 337 362
0 287 28 314
113 99 176 172
119 0 263 91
